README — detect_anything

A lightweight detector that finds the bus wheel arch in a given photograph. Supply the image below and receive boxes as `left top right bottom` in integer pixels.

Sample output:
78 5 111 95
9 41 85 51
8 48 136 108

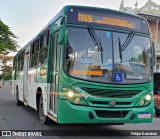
36 87 42 111
37 88 51 124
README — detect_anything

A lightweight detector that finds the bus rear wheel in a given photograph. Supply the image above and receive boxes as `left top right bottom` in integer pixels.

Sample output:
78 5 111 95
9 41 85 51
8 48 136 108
16 87 22 106
39 95 51 124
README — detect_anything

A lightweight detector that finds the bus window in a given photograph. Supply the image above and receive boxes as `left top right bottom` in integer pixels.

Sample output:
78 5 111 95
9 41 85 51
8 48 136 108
39 48 48 64
17 51 24 72
31 39 39 67
39 31 48 65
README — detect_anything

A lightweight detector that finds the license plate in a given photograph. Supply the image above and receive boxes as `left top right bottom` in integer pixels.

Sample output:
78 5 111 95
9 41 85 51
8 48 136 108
138 112 151 119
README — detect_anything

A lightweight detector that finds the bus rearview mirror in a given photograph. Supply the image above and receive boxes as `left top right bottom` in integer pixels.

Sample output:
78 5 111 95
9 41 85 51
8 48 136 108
151 41 155 67
58 28 66 45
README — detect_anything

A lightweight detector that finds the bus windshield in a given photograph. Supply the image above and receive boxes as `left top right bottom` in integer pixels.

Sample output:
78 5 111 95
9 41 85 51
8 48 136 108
65 27 152 84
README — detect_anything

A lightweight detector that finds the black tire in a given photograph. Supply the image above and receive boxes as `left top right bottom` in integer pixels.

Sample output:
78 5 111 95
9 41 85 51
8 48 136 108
39 95 51 124
16 87 22 106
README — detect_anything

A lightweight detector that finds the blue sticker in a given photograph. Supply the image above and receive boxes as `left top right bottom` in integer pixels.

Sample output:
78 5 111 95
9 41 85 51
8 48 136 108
81 57 92 64
107 64 113 69
102 74 105 78
114 72 123 82
101 64 107 69
106 32 111 38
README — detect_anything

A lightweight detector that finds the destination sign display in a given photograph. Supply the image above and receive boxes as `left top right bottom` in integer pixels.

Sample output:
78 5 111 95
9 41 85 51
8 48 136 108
67 7 149 34
78 12 134 29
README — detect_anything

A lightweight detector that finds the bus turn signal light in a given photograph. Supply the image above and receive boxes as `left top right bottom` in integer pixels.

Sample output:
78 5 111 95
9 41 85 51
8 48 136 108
40 68 47 76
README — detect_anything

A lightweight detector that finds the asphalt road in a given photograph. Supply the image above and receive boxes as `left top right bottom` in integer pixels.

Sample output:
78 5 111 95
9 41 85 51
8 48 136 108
0 85 160 139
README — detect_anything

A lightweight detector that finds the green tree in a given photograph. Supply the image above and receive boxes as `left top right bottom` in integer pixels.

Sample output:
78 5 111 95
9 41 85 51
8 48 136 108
0 19 18 80
2 73 12 80
0 51 13 80
0 19 18 52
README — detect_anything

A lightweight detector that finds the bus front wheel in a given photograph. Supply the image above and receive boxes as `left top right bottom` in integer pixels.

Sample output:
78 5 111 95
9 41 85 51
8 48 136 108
39 95 51 124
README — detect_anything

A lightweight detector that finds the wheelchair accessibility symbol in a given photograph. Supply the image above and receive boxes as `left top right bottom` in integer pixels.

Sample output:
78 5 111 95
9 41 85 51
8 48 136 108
114 72 123 82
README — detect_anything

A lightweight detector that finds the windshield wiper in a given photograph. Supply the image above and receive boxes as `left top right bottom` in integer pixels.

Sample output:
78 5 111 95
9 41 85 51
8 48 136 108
118 38 123 63
121 31 135 51
118 31 135 63
88 26 104 64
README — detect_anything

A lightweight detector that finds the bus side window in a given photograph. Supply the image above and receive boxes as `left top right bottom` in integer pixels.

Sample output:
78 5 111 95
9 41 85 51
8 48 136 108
31 39 39 67
39 31 49 65
17 51 24 72
17 55 21 72
21 51 24 71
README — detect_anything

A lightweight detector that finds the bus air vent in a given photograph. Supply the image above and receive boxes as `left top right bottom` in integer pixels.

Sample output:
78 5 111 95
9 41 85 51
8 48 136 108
81 88 140 98
95 110 128 118
91 101 109 105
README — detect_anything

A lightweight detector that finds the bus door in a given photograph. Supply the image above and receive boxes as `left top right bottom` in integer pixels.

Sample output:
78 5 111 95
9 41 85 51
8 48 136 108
50 32 60 116
23 48 30 102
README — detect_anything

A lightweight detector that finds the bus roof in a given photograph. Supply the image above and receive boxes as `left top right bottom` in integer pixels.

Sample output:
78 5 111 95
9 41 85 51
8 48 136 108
15 5 148 57
62 5 146 20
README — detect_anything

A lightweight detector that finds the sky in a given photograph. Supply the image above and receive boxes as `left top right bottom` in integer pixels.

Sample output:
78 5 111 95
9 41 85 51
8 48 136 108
0 0 160 54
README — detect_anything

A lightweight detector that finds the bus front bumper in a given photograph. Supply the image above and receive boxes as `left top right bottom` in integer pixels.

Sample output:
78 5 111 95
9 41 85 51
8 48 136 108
57 99 154 124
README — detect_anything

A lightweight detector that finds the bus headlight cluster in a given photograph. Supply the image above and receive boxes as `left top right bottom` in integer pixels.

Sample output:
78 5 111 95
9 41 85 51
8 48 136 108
136 94 152 107
66 90 87 105
140 95 151 106
67 91 81 104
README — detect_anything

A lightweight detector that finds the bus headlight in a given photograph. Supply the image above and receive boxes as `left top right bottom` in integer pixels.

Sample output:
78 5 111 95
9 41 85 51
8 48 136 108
145 94 151 101
74 98 81 104
67 91 74 98
140 100 145 106
135 93 153 107
66 89 88 105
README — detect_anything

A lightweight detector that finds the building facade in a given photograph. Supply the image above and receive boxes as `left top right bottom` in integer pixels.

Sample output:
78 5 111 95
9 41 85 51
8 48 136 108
119 0 160 71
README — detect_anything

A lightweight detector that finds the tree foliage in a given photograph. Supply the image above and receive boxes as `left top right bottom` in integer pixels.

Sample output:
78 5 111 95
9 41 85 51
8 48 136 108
0 19 18 80
2 73 12 80
0 19 18 52
0 51 13 80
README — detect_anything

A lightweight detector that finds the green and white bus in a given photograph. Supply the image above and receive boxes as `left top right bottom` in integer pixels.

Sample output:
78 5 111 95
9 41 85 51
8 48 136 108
12 5 155 124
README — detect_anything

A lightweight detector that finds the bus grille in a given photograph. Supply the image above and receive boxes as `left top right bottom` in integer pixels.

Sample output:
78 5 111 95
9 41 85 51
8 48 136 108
95 110 128 118
81 88 140 98
90 101 131 105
